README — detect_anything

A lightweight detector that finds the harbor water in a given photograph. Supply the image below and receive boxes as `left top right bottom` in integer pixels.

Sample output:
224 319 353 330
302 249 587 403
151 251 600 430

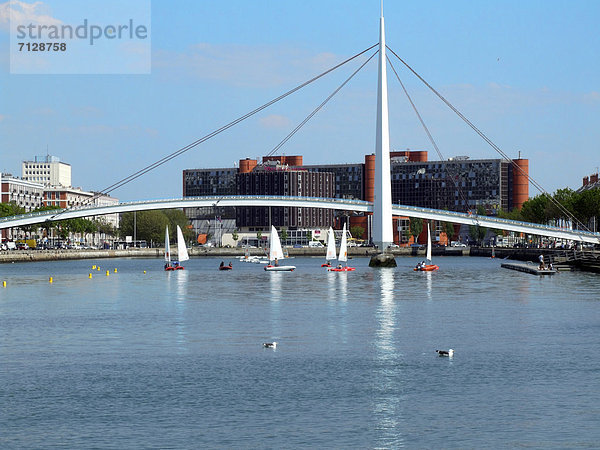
1 256 599 448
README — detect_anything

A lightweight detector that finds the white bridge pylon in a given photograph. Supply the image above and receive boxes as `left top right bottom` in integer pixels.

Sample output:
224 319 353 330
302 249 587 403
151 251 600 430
1 195 598 244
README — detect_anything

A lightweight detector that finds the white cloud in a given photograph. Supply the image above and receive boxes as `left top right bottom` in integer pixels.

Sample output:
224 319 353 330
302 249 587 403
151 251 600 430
153 43 344 88
583 91 600 103
0 1 62 32
259 114 291 129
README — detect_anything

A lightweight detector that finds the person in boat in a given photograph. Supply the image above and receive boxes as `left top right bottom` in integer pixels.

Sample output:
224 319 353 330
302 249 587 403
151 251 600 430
538 254 545 270
164 262 171 270
228 261 232 268
548 263 553 270
220 261 224 268
274 258 279 267
337 264 342 269
173 261 179 268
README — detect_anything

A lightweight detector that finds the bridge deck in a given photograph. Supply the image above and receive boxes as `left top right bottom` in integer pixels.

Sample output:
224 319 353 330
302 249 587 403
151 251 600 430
1 195 599 244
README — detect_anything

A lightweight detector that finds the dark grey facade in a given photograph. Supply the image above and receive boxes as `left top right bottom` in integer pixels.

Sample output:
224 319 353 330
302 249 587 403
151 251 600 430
236 169 335 228
304 164 364 200
390 159 511 214
183 167 237 221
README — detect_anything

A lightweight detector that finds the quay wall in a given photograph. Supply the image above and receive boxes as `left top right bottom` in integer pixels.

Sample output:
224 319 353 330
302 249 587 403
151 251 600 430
0 246 468 263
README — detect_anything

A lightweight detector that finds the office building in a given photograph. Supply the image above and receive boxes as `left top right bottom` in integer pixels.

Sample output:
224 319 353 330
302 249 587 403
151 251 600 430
22 155 71 187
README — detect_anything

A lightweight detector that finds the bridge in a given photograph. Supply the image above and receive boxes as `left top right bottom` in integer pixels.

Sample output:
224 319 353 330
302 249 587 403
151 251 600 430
3 11 599 247
1 195 598 244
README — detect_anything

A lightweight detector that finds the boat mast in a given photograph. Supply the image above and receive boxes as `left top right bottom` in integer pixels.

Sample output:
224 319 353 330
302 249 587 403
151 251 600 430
372 2 394 250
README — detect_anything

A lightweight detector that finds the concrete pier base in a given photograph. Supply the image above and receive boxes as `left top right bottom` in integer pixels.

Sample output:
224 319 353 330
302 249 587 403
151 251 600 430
369 252 397 268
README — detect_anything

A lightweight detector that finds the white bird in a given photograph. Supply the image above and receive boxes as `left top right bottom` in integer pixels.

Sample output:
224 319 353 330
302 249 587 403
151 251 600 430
436 349 454 357
263 342 277 349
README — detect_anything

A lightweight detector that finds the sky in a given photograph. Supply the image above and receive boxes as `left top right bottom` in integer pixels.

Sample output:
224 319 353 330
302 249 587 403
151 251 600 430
1 0 599 202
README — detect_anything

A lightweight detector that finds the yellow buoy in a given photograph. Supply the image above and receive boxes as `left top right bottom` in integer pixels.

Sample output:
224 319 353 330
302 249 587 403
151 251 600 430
143 270 146 274
92 265 96 269
106 270 109 276
49 276 53 283
97 267 100 271
114 268 117 273
2 281 6 288
89 273 93 279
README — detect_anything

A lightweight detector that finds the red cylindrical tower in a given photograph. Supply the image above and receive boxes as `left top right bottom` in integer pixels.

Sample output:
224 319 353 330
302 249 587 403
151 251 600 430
408 151 428 162
512 159 529 210
364 154 375 202
239 158 257 173
285 156 303 167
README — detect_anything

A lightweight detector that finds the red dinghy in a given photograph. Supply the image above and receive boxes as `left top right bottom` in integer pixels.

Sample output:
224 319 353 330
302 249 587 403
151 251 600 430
414 264 438 272
328 266 356 272
219 262 233 271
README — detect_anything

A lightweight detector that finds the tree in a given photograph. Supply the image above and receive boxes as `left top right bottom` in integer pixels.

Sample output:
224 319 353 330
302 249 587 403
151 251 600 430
120 209 191 244
546 188 576 222
520 194 550 224
232 229 239 242
574 189 600 229
439 210 455 241
0 202 25 217
121 210 170 243
280 227 288 242
469 205 488 245
409 217 423 241
350 225 365 240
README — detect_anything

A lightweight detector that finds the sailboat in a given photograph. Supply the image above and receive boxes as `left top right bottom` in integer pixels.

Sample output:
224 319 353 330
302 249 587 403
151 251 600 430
164 225 188 271
321 227 336 267
414 223 439 271
264 225 296 271
328 223 355 272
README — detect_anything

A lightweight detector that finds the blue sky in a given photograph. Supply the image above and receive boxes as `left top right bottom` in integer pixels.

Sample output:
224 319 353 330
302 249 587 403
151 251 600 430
1 0 599 201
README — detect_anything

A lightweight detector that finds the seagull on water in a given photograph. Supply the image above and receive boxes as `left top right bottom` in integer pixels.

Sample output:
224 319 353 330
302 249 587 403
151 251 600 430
436 349 454 357
263 342 277 349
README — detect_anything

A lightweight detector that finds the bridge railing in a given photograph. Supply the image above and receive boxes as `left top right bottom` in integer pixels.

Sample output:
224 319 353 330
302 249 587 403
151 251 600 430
393 203 600 239
1 195 599 241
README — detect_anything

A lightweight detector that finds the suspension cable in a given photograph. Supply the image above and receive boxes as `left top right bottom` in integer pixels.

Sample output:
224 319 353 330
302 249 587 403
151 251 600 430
209 49 378 215
386 54 470 212
386 45 589 231
266 50 378 158
50 43 378 220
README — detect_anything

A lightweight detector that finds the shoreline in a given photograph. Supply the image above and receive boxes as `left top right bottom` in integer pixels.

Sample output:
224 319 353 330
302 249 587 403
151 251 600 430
1 246 464 263
2 247 598 272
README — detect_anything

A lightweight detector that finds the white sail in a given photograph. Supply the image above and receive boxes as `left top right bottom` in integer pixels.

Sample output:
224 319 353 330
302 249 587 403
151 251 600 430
326 227 337 261
269 225 285 261
164 225 171 263
176 225 189 262
426 223 432 263
338 223 348 263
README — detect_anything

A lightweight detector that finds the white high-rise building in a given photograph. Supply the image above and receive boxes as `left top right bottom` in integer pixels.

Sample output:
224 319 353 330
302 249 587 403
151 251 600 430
22 155 71 187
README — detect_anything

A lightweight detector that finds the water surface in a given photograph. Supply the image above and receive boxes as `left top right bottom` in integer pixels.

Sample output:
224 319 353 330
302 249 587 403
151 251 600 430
1 256 599 448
